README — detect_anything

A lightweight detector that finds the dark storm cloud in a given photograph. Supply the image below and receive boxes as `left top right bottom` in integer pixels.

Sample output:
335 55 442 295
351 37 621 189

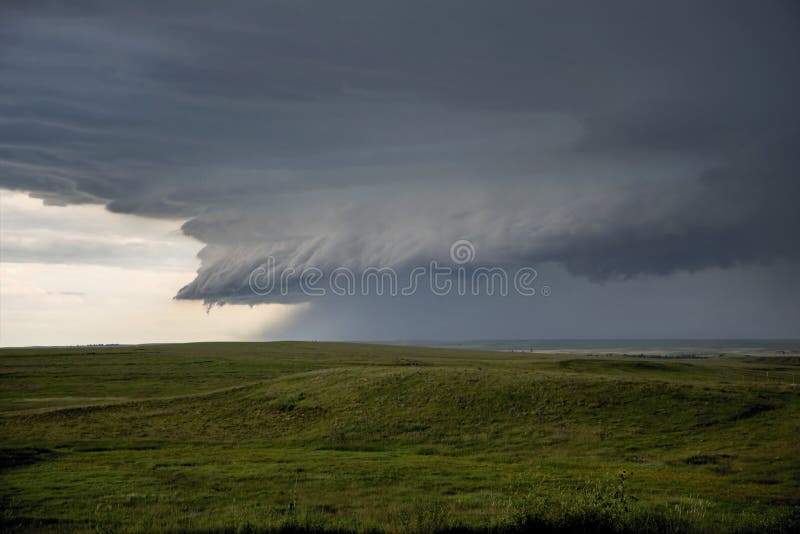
1 0 799 303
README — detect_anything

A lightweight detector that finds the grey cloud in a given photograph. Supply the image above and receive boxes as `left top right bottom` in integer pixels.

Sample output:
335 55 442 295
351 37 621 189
0 0 798 306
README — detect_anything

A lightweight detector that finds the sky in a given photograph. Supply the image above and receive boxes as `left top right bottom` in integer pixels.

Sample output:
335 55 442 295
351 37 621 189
1 0 799 345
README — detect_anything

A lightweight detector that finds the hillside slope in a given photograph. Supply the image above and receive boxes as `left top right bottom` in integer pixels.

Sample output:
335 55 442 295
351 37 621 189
1 342 798 532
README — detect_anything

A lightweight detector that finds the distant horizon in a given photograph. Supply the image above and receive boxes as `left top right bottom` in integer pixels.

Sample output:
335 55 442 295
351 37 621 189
4 337 800 351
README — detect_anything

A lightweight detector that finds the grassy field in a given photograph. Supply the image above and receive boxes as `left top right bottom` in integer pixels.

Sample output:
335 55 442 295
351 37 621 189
1 342 798 533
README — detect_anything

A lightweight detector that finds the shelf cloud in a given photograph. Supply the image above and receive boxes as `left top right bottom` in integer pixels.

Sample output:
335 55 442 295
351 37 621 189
2 1 798 309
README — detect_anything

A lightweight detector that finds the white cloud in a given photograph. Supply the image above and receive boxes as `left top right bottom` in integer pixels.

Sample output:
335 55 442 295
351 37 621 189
0 190 198 267
0 190 304 346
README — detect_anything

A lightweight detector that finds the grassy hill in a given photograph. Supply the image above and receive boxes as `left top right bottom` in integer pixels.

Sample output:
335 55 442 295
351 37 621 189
1 342 798 532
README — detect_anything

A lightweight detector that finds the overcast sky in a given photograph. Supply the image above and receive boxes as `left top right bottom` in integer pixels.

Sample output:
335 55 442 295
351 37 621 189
1 1 799 345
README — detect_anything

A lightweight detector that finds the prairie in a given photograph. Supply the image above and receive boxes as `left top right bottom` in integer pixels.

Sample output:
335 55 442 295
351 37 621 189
1 342 798 532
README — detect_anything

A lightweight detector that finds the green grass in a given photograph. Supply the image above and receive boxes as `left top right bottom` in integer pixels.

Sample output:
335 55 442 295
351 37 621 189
1 342 798 532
